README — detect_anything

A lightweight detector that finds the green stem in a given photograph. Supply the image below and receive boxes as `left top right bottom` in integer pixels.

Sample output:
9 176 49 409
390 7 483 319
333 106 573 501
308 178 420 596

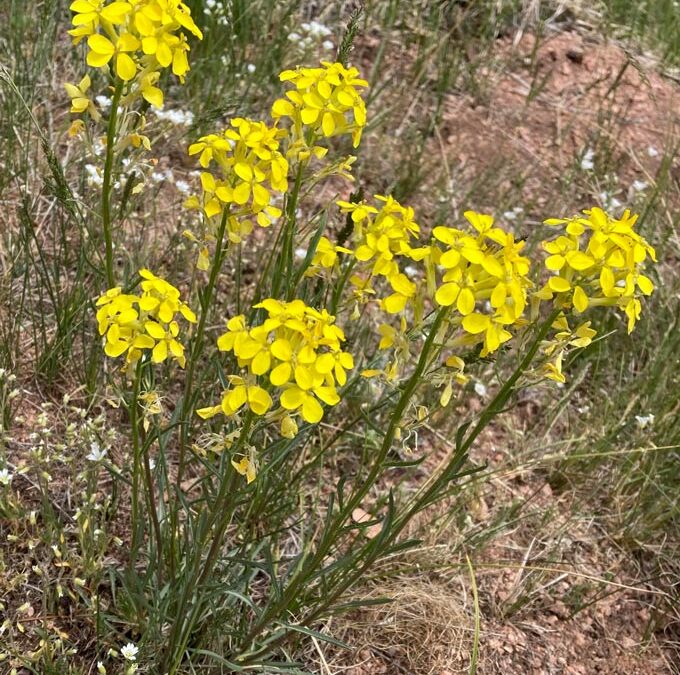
129 360 143 569
177 207 230 489
165 414 253 674
272 163 304 300
101 82 124 288
246 309 560 654
235 306 450 659
142 426 163 589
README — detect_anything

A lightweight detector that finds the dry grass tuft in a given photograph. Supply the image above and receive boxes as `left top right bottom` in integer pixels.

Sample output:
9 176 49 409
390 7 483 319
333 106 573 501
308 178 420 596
318 577 474 675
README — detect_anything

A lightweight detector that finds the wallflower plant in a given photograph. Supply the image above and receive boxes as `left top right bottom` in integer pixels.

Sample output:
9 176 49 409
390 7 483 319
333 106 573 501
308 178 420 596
66 7 659 671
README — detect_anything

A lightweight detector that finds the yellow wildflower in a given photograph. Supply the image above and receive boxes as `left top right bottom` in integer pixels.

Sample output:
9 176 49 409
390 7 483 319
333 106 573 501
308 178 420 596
198 299 354 429
95 269 196 368
540 207 656 332
272 61 368 149
64 74 101 120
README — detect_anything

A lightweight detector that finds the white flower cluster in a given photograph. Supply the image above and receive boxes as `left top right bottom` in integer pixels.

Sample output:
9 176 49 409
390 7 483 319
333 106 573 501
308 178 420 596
581 147 595 171
153 108 194 126
598 190 622 210
203 0 229 26
85 163 103 187
288 20 335 52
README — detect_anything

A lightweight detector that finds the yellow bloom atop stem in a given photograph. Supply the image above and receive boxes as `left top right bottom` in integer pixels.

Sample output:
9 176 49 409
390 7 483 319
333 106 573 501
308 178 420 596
432 210 532 355
96 269 196 368
539 207 656 332
68 0 203 108
186 118 289 242
197 299 354 429
272 61 368 150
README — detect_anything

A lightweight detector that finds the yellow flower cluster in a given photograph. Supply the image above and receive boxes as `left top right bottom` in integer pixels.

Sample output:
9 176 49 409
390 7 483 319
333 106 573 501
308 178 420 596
68 0 202 107
537 207 656 333
96 269 196 367
540 315 597 383
197 299 354 429
338 194 429 313
182 61 368 258
64 74 102 120
306 236 353 276
272 61 368 150
432 211 532 355
185 118 289 243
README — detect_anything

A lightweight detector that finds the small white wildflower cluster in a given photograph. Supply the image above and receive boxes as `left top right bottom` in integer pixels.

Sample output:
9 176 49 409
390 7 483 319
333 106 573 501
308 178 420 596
95 95 112 110
153 108 194 126
85 163 104 187
203 0 229 26
581 147 595 171
287 20 335 52
149 166 192 195
598 190 622 210
502 206 523 221
85 157 142 190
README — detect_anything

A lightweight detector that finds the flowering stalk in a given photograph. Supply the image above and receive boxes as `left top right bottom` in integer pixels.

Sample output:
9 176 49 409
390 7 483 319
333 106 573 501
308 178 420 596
176 207 230 489
101 82 123 287
164 413 253 673
128 359 143 564
234 306 449 661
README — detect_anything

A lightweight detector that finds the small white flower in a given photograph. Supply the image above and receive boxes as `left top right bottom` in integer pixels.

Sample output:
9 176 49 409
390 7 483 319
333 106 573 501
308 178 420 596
404 265 418 278
121 643 138 662
580 148 595 171
308 20 331 37
151 172 166 184
246 63 256 73
0 468 13 486
647 146 659 157
295 247 307 259
175 180 190 194
287 31 302 42
502 210 517 220
635 414 655 429
154 109 194 126
85 164 103 187
632 180 648 193
322 40 335 51
474 382 487 398
95 95 112 110
86 442 107 462
598 192 622 210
